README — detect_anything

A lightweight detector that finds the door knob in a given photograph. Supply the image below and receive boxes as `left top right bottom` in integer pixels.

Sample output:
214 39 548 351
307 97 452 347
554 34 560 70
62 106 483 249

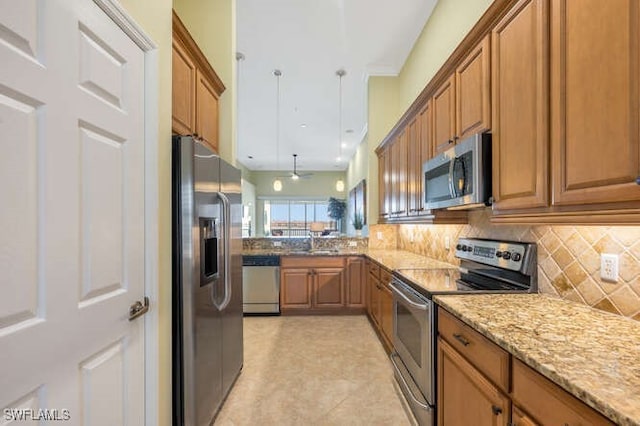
129 297 150 321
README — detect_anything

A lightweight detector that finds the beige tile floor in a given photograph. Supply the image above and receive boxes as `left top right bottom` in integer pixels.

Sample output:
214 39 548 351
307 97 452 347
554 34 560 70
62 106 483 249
215 315 413 425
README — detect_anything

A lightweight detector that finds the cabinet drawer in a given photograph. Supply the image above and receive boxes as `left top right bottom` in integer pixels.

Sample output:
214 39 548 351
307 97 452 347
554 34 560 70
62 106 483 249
438 309 509 392
380 268 393 286
281 256 345 269
368 261 380 279
512 359 613 426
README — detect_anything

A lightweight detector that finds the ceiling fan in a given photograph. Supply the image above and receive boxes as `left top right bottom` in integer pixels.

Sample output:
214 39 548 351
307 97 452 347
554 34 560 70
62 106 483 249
279 154 313 180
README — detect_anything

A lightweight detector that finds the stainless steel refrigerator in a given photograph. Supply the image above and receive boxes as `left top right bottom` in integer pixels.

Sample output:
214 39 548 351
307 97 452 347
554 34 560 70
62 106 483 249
172 136 243 426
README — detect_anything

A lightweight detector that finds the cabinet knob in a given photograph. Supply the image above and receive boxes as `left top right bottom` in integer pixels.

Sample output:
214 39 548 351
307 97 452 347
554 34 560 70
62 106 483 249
636 176 640 185
448 139 454 144
454 135 459 141
491 405 503 416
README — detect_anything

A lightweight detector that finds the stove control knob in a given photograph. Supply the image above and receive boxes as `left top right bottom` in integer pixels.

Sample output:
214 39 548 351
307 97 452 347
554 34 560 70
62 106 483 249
502 252 512 260
512 253 522 262
496 251 503 258
465 245 473 252
456 244 463 251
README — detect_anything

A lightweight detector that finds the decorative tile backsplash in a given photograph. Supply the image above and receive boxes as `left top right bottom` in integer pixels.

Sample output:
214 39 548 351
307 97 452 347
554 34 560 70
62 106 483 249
388 210 640 321
367 224 399 250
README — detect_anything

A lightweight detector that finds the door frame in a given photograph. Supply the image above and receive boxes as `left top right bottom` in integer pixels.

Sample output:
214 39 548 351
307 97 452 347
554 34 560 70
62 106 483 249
92 1 160 424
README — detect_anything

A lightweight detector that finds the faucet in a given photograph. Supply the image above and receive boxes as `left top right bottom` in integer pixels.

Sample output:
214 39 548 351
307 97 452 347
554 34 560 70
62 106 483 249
309 231 315 251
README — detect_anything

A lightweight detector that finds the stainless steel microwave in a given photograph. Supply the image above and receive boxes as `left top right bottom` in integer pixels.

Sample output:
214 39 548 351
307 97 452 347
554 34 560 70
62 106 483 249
422 133 491 210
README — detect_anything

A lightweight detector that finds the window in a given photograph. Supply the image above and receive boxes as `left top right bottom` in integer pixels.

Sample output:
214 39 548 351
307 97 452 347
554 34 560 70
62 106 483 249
263 200 333 236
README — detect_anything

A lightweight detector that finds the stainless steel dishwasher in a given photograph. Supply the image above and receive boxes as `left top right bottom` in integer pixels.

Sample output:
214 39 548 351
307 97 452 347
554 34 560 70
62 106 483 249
242 255 280 314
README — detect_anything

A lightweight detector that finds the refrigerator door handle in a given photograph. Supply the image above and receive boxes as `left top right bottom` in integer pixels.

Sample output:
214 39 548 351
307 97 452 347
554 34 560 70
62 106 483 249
212 191 232 311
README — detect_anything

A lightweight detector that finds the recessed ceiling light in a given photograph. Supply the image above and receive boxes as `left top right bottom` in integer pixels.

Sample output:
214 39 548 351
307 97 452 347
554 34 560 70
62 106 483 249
247 155 253 159
341 142 347 148
345 129 354 134
336 157 342 162
300 123 307 128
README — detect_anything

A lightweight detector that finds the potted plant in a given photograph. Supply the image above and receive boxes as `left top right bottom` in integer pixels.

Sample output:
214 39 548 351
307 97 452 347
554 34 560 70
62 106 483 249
352 211 364 236
327 197 346 232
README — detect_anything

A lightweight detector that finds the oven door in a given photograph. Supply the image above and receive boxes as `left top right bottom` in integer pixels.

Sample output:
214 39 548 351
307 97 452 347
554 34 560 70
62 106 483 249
390 279 434 405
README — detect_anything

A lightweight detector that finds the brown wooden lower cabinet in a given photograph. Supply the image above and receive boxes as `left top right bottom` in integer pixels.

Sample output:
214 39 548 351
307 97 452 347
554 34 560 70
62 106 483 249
437 307 614 426
511 358 613 426
346 256 365 308
380 283 393 345
313 268 344 308
438 337 510 426
280 268 312 309
366 260 393 351
511 405 538 426
368 270 380 325
280 256 365 313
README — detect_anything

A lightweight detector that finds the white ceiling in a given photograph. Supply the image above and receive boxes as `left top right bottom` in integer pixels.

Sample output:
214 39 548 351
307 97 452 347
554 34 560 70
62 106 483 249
236 0 438 172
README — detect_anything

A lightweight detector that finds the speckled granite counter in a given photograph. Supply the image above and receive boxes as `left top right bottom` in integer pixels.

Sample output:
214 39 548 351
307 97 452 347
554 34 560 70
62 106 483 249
365 249 455 270
242 248 456 270
434 294 640 426
242 249 365 256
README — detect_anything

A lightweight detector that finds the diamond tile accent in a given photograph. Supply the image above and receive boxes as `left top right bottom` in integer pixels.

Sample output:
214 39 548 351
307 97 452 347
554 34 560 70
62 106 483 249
593 298 622 316
389 210 640 321
576 277 605 305
609 286 640 317
593 235 624 255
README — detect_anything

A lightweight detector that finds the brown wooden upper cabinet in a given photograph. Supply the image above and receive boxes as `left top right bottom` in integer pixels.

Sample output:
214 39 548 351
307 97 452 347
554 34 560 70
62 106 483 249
433 36 491 156
172 11 225 153
491 0 549 211
172 38 196 136
391 130 408 217
407 101 433 217
550 0 640 207
378 146 391 220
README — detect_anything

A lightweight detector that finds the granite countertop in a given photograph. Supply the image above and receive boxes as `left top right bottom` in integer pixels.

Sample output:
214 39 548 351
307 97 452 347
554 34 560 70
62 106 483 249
242 248 365 256
365 249 456 270
242 248 456 270
434 294 640 426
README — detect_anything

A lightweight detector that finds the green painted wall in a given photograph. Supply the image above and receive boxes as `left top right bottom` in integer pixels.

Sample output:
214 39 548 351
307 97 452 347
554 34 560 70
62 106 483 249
111 0 172 424
252 171 347 236
173 0 237 165
364 76 400 225
347 0 494 226
397 0 493 112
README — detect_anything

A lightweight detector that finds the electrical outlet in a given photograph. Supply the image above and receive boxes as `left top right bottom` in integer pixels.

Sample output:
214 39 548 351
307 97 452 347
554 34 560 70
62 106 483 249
600 253 619 283
444 236 450 250
377 231 383 240
273 241 282 247
349 241 357 247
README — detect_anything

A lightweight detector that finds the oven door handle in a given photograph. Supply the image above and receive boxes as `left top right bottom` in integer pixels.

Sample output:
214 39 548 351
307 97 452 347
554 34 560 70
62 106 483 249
390 282 429 311
390 353 431 410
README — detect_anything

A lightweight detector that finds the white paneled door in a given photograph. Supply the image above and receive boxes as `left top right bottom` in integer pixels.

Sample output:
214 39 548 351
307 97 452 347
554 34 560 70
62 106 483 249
0 1 146 424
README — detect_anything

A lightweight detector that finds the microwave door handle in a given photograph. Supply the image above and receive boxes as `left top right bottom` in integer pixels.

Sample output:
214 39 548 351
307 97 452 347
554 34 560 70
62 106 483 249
212 192 232 311
447 158 456 198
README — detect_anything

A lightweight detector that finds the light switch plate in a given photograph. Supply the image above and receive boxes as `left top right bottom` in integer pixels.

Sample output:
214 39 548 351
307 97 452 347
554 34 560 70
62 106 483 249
273 241 282 247
600 253 619 283
349 241 357 247
377 231 383 240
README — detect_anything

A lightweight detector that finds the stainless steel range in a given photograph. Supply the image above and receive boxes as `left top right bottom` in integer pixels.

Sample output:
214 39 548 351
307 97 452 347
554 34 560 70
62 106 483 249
389 238 537 426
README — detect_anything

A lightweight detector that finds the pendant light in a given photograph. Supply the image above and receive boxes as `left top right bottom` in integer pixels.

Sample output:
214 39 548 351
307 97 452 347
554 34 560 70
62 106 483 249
335 69 346 192
273 69 283 192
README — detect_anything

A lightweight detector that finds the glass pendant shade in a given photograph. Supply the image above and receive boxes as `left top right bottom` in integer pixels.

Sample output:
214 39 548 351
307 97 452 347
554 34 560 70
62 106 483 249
273 179 283 192
336 179 345 192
